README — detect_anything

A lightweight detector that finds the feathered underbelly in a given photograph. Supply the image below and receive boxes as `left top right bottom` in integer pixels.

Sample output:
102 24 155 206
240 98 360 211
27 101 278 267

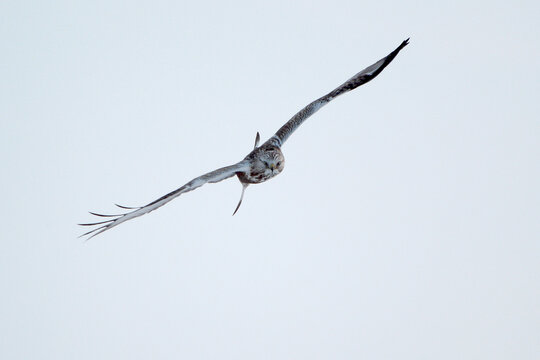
237 170 277 184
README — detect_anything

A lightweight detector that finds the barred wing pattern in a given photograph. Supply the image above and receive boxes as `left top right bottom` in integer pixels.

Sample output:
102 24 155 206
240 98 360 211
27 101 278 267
80 161 250 239
266 38 409 147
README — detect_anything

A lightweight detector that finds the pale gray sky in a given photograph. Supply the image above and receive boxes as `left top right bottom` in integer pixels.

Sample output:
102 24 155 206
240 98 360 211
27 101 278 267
1 0 539 359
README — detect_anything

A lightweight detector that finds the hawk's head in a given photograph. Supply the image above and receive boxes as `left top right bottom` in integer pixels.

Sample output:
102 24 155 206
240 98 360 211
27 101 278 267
259 146 285 176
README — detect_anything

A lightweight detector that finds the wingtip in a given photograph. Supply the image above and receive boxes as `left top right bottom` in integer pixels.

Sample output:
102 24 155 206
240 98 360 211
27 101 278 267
84 229 107 242
78 219 114 226
78 226 105 238
115 203 140 210
400 37 410 49
88 211 123 217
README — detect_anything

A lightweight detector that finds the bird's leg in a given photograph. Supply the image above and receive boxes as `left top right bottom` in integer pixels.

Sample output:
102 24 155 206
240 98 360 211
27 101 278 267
254 132 260 149
233 183 249 215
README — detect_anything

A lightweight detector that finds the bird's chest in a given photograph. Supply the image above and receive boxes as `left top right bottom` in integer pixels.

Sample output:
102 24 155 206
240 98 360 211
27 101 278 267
237 168 275 184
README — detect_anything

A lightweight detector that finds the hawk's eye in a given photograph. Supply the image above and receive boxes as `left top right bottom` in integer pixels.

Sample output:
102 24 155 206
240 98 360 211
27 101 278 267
276 161 281 167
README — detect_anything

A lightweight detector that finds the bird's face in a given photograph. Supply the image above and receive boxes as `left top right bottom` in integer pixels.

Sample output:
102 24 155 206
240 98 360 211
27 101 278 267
258 147 285 177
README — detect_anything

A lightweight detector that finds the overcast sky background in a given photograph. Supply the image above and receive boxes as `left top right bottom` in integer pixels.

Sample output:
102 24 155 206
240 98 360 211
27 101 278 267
1 1 539 359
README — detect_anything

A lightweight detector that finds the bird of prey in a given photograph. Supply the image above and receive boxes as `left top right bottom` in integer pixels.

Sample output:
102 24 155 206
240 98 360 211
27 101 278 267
80 38 409 239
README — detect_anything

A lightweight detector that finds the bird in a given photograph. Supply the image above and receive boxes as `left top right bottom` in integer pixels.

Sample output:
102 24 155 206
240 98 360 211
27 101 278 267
80 38 409 239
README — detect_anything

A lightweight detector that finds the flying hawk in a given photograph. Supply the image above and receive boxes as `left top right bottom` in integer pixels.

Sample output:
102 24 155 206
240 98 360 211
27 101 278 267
80 38 409 239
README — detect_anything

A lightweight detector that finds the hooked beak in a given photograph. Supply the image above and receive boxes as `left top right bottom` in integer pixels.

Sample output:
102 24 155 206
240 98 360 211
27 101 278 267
269 163 276 171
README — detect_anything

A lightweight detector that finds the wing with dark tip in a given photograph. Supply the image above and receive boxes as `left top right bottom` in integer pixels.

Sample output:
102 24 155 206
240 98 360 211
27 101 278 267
265 38 409 147
79 161 250 239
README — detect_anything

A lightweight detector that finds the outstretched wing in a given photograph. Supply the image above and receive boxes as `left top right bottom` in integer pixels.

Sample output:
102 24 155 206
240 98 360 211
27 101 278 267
79 161 250 239
265 38 409 147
